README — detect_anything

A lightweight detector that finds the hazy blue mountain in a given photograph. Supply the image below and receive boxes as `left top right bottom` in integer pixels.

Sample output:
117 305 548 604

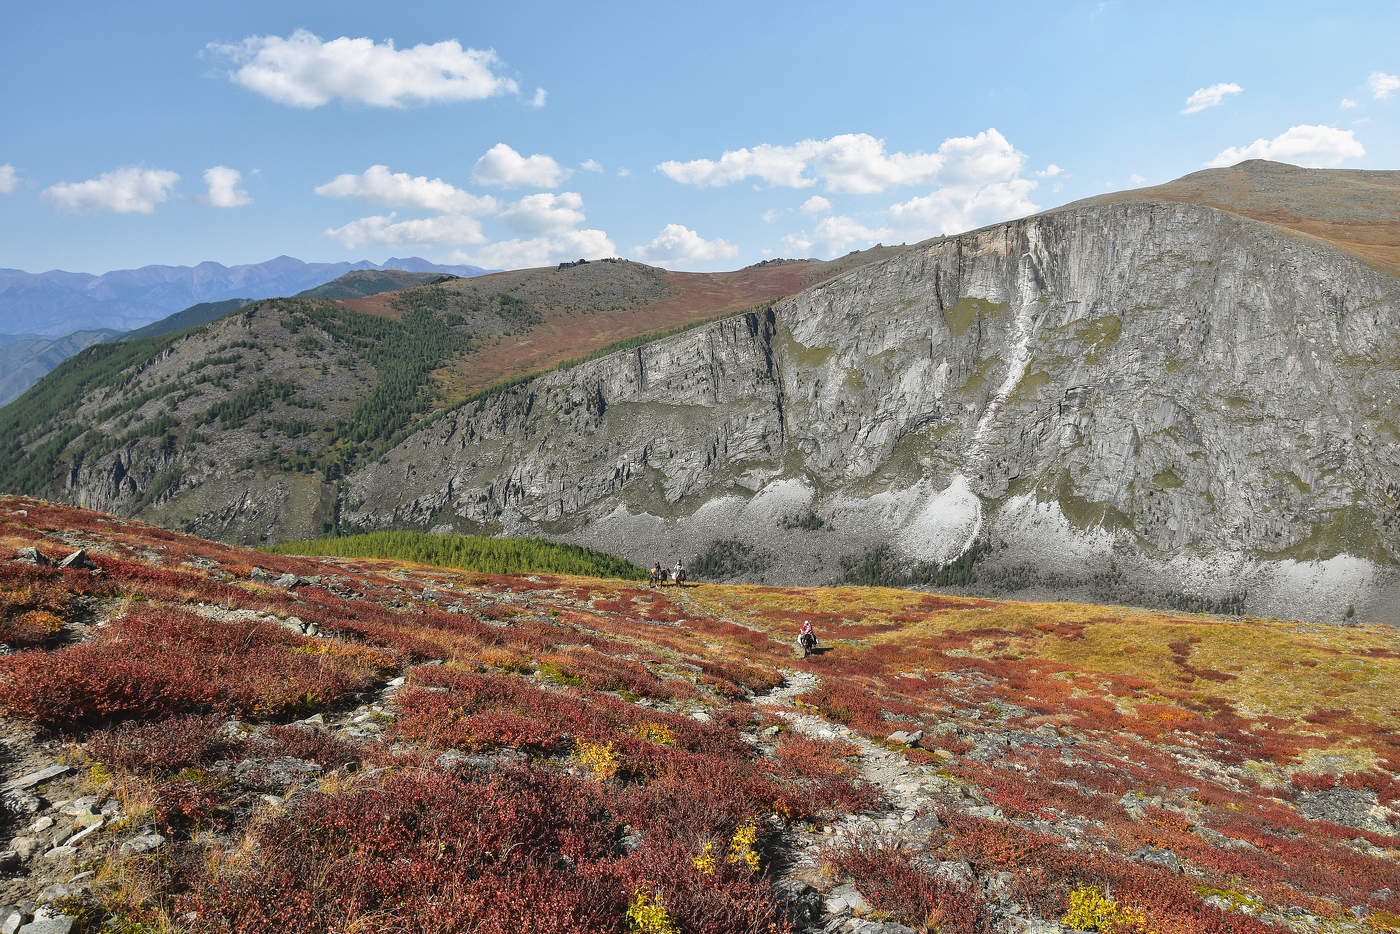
0 255 490 337
0 329 122 405
119 298 254 342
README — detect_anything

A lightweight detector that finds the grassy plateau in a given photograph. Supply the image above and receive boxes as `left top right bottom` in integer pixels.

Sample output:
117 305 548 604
0 495 1396 933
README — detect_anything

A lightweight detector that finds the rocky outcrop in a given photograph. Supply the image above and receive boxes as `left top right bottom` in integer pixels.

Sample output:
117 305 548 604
345 200 1400 623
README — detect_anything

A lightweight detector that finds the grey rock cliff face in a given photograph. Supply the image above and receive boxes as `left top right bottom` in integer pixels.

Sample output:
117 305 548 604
344 201 1400 623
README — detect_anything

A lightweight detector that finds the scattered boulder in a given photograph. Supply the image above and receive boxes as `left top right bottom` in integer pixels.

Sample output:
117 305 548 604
66 819 104 846
436 751 495 772
117 833 165 857
0 851 16 872
9 837 39 861
60 797 101 818
886 729 923 746
1130 846 1184 873
234 756 322 789
19 912 75 934
931 859 975 888
5 764 71 792
1 906 23 934
1 791 42 818
12 547 51 566
1296 785 1382 831
773 878 823 926
824 882 871 916
56 549 95 570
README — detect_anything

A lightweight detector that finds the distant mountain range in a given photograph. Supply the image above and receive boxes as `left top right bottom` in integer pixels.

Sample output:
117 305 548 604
0 255 489 339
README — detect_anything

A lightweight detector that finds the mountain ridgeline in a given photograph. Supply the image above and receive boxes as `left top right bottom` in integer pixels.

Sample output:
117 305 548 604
0 255 489 337
2 162 1398 623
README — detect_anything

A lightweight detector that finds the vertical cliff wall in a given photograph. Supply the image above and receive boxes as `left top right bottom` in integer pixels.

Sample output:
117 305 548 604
344 200 1400 623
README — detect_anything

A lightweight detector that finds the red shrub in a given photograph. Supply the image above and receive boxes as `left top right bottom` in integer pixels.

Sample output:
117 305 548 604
258 724 362 768
178 765 792 934
88 714 238 773
825 834 986 933
0 608 392 729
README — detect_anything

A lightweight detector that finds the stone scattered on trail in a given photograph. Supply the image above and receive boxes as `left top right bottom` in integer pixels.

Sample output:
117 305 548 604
117 833 165 857
886 729 923 746
11 547 51 566
56 549 95 570
827 918 919 933
18 911 75 934
1 791 42 818
1129 845 1184 872
773 878 823 926
823 882 871 916
65 819 104 847
233 756 322 788
8 837 39 861
5 764 72 792
1 906 23 934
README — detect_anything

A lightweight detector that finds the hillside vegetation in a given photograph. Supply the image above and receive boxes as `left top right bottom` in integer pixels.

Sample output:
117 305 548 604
0 496 1396 932
120 299 252 342
0 251 893 542
268 530 644 579
294 269 459 300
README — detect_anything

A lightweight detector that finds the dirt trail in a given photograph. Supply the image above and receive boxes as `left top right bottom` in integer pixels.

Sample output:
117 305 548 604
751 670 982 931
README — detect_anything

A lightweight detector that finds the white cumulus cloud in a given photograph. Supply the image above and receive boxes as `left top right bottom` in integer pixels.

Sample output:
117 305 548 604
580 159 603 173
1181 82 1243 114
324 212 487 249
202 166 250 207
43 166 180 214
1205 124 1365 168
633 224 739 267
799 195 832 215
887 177 1039 239
1340 98 1358 109
782 216 892 258
472 143 570 188
452 228 616 270
315 164 497 214
658 128 1025 195
499 192 587 234
0 164 18 195
1370 72 1400 100
529 87 547 108
1036 164 1063 178
206 29 521 108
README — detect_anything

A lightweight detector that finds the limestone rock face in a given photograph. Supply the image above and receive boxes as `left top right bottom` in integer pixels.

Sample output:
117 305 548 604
344 201 1400 623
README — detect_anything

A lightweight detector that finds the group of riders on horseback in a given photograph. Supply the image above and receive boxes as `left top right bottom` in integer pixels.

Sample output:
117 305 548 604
646 561 820 658
647 561 686 586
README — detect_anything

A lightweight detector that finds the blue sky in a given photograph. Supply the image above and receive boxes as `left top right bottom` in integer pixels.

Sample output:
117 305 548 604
1 1 1396 274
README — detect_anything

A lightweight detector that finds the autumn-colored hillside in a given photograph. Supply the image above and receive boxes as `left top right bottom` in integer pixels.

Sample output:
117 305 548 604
338 252 901 400
1064 160 1400 279
0 495 1396 933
